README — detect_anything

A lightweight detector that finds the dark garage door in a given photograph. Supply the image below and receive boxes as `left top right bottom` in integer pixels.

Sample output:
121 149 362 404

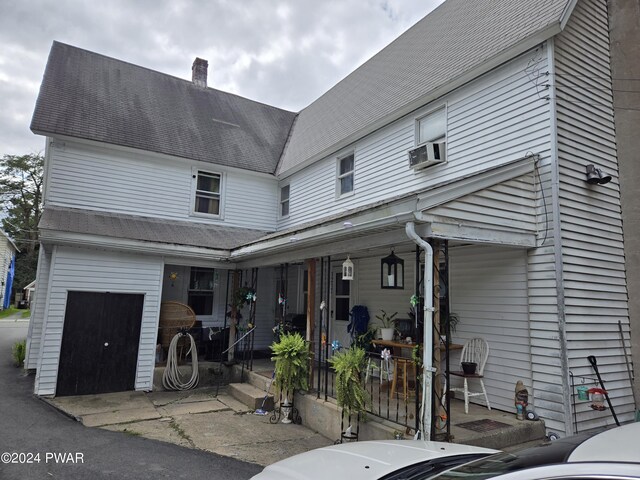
57 291 144 396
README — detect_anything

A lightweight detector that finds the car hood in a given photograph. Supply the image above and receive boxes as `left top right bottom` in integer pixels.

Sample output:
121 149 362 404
252 440 496 480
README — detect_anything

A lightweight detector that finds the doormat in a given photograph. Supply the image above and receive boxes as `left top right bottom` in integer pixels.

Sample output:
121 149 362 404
457 419 511 432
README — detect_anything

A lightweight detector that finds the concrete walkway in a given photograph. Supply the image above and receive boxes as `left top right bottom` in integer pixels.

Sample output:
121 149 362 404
47 387 333 466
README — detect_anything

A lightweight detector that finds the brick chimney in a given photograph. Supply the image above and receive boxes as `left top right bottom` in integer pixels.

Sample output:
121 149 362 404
192 58 208 88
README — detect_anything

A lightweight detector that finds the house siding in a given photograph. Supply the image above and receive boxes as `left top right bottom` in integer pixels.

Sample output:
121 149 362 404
25 247 51 370
355 253 416 329
45 141 278 231
554 0 634 429
34 246 163 396
427 173 537 234
450 245 532 413
278 46 551 231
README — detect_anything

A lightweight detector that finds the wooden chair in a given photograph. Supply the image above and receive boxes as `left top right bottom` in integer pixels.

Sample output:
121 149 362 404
158 301 197 360
449 337 491 414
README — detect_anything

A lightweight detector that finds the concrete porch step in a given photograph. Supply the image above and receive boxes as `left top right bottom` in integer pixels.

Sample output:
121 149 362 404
228 382 274 411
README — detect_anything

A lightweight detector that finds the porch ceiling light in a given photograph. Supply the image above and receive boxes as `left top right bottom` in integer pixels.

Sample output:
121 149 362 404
343 221 353 228
342 256 354 281
381 249 404 289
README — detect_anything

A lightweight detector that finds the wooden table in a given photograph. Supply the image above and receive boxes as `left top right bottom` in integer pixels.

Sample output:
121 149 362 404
372 339 417 351
372 339 463 353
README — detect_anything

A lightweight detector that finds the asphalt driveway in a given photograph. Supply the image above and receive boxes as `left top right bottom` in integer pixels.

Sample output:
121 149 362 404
0 316 262 480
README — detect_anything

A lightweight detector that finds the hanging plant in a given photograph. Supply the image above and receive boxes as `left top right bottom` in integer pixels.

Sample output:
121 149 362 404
329 346 370 416
270 332 311 395
226 286 256 325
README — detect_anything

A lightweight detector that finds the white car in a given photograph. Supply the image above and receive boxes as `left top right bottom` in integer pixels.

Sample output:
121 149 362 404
251 440 496 480
252 422 640 480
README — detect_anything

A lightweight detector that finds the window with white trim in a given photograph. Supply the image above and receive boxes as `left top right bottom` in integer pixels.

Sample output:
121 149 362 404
337 153 354 196
194 171 221 215
417 108 446 145
280 184 290 217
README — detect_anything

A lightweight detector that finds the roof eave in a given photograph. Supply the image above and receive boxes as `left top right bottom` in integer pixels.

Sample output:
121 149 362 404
39 229 233 264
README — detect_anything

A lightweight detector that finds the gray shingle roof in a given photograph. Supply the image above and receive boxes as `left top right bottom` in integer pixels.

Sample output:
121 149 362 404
31 42 297 174
39 206 269 250
277 0 571 175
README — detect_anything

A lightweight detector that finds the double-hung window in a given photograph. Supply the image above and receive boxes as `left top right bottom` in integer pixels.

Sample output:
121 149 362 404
337 153 354 197
417 108 446 146
194 171 221 216
280 185 290 217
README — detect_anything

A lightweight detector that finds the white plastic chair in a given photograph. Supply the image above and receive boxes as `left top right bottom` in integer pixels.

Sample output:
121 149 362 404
449 337 491 414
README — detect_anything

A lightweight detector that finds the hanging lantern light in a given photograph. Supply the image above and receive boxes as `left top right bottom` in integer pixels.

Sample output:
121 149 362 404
381 249 404 289
342 256 354 281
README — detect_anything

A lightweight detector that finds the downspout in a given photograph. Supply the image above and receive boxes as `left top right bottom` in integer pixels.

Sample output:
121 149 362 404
405 221 434 440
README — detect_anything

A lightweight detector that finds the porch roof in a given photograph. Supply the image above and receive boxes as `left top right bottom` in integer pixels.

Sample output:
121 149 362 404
39 206 269 251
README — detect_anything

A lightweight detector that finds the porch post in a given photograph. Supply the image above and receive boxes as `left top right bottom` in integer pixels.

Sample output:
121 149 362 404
227 270 240 362
432 240 444 436
307 259 316 387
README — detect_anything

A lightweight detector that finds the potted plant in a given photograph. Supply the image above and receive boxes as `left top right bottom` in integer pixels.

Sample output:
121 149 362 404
270 332 311 423
376 310 398 341
329 346 369 441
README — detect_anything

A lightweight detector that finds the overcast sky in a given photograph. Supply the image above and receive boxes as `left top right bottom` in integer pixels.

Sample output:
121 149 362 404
0 0 444 157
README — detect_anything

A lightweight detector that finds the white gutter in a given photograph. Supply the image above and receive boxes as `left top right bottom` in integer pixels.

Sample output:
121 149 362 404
405 221 434 440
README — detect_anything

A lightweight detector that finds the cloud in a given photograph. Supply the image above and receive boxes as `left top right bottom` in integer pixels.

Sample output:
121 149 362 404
0 0 442 155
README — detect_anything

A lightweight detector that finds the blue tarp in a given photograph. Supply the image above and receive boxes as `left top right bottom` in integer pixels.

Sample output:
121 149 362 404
3 254 15 309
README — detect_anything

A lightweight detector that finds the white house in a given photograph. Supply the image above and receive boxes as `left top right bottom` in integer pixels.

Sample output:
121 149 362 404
26 0 635 438
1 230 18 310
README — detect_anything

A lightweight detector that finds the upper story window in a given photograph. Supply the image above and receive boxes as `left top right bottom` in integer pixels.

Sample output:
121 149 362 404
280 184 290 217
417 107 446 145
337 153 354 197
194 171 221 216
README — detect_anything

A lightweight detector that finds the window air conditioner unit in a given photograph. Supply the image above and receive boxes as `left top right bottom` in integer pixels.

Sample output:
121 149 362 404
408 141 446 170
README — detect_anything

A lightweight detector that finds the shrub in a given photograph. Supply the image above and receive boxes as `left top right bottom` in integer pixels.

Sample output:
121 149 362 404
12 339 26 368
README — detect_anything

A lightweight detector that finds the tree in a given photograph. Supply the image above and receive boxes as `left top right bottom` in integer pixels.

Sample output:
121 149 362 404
0 153 44 293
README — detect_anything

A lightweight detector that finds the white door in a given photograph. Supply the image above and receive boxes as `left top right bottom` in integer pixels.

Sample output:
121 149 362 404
330 266 351 352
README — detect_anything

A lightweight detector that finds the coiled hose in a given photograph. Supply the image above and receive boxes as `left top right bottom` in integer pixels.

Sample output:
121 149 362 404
162 332 199 390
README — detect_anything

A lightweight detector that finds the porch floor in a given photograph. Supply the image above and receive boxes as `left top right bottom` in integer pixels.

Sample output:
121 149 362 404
247 357 546 449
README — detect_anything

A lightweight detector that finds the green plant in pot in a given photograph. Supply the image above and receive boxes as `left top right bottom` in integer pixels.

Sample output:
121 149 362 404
330 346 370 441
376 310 398 341
270 332 311 423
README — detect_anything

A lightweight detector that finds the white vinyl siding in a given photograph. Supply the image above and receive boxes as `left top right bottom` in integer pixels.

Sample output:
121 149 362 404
428 173 537 234
278 46 551 230
554 0 634 430
25 247 51 369
450 245 532 413
45 141 278 231
34 247 163 396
